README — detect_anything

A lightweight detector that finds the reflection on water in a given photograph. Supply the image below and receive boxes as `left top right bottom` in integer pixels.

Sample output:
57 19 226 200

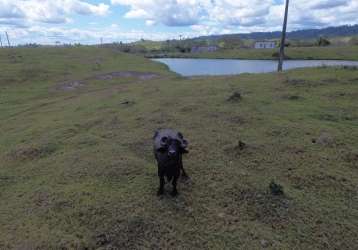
153 58 358 76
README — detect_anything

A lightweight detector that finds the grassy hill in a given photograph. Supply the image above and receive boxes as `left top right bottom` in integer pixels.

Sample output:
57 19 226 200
0 47 358 249
195 24 358 41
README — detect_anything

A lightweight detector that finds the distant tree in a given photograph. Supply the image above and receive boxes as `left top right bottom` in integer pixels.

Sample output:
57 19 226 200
350 37 358 45
317 37 331 46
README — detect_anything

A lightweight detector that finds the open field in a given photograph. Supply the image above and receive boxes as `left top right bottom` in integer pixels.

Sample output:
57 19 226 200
1 47 358 249
147 45 358 60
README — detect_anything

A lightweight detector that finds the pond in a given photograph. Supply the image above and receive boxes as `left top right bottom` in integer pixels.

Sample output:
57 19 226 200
153 58 358 76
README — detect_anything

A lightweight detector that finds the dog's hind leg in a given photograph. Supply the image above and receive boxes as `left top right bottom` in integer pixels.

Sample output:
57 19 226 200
180 158 189 179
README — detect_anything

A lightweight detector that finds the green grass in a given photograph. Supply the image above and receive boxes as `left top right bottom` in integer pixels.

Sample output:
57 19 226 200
1 47 358 249
147 45 358 60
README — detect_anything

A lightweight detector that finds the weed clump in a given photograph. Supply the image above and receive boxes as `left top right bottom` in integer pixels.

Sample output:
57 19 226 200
288 95 301 100
228 91 242 102
236 140 247 151
342 65 358 71
345 151 358 166
269 180 284 195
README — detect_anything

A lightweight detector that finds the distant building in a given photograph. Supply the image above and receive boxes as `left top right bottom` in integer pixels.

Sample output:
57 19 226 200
254 41 276 49
191 46 218 53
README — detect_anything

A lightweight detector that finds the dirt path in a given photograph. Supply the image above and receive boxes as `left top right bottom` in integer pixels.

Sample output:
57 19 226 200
55 71 160 91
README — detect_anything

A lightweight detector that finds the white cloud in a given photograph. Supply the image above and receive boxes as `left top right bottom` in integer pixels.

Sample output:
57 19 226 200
0 0 109 25
1 0 358 45
111 0 209 26
111 0 358 32
0 23 190 45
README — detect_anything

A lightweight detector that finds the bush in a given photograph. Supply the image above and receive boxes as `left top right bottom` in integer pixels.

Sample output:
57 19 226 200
349 37 358 46
317 37 331 46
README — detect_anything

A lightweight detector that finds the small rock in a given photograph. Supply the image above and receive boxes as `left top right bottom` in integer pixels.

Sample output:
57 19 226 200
218 213 225 218
316 132 334 146
261 239 270 248
186 207 194 213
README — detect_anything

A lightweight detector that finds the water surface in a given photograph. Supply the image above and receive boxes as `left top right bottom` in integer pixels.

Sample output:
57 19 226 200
153 58 358 76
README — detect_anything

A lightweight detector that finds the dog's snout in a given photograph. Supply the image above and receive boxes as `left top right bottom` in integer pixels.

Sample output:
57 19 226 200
168 150 176 157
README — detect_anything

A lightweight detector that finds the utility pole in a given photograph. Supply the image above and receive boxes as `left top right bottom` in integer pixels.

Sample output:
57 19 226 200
0 34 3 48
5 31 11 47
278 0 289 72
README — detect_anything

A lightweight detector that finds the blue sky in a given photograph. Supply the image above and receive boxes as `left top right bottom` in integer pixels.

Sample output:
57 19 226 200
0 0 357 45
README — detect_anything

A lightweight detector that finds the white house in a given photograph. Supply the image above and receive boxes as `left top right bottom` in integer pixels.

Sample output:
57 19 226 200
254 41 276 49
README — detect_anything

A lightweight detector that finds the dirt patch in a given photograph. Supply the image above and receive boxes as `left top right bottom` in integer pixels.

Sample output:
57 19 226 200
311 132 335 146
93 71 159 81
8 144 57 161
55 80 85 91
290 173 354 194
227 116 245 125
106 116 120 130
180 105 198 113
329 91 358 100
7 52 23 64
74 119 104 130
125 139 153 162
54 71 160 92
148 112 174 126
95 217 181 249
223 186 294 227
320 78 337 84
314 113 340 122
284 78 307 86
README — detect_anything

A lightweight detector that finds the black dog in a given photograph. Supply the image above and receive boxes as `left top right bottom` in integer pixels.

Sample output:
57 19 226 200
153 129 189 196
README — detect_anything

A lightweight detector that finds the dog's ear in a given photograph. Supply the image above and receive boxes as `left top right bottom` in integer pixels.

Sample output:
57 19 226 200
179 137 189 154
153 130 159 139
